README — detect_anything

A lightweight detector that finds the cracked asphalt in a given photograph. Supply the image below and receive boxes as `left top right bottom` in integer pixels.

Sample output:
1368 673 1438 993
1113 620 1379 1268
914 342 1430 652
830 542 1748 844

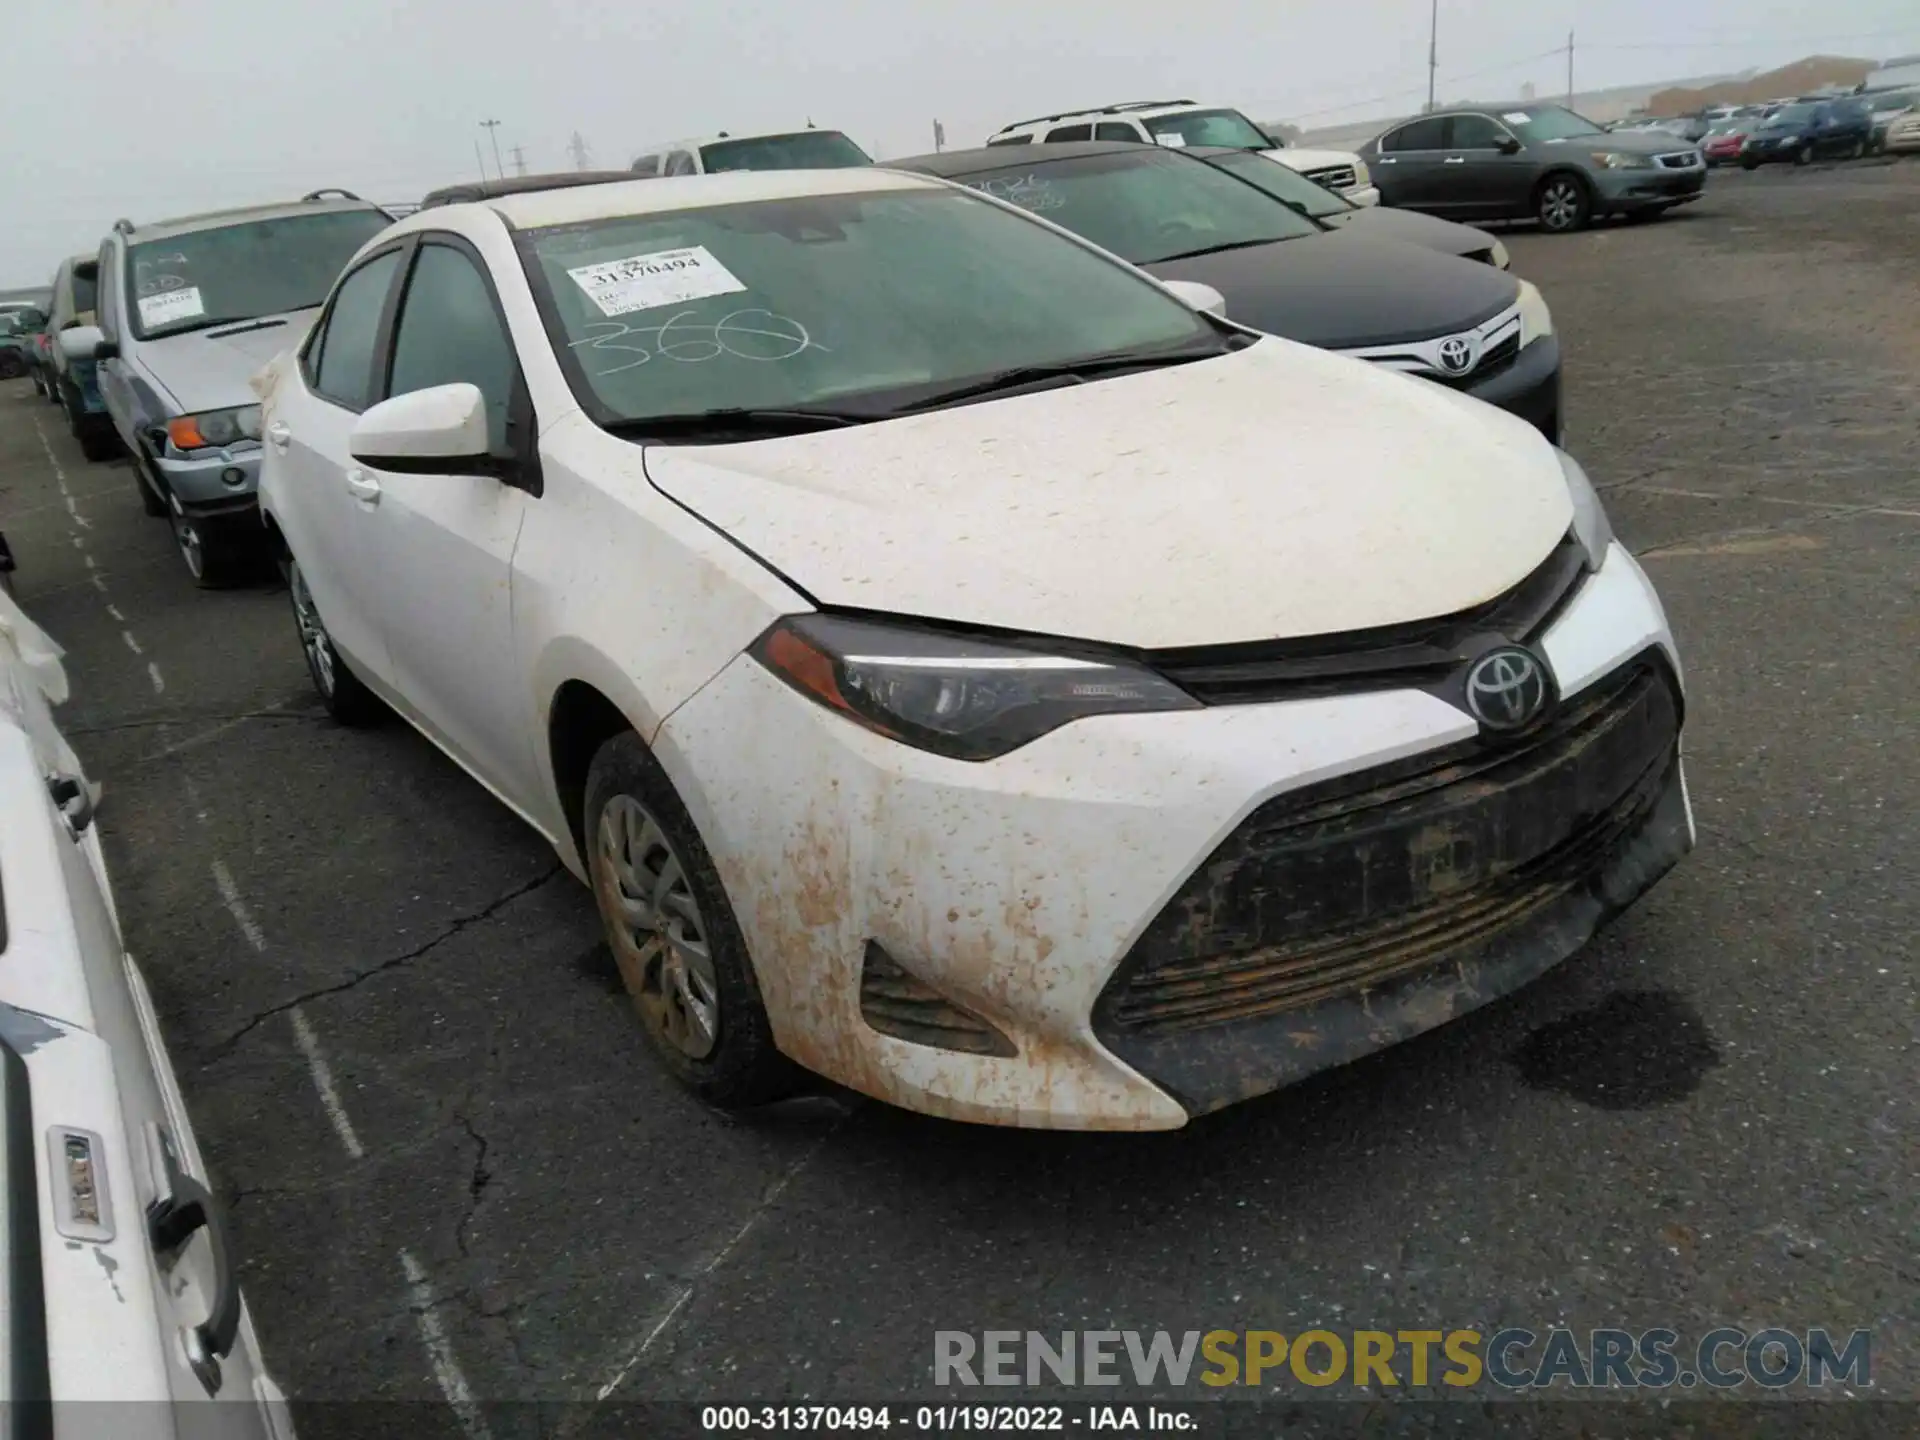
0 160 1914 1432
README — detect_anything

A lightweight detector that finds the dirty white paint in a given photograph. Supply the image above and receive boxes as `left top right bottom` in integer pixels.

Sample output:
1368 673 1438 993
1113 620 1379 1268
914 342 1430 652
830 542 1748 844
146 661 164 694
288 1006 365 1159
211 859 270 952
400 1249 495 1440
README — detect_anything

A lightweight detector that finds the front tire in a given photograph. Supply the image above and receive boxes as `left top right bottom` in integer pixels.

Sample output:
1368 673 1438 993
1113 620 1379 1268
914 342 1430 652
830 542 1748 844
286 555 386 724
1794 142 1813 166
167 494 244 589
1536 173 1592 233
583 730 800 1109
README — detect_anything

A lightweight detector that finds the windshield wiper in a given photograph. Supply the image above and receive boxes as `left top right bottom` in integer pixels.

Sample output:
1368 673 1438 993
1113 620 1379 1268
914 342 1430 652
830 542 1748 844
894 346 1228 415
144 315 268 340
604 406 869 440
1153 235 1295 262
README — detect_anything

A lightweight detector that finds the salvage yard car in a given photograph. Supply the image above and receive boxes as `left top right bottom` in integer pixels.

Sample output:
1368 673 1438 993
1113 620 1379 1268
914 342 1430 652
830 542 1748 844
1740 98 1875 167
628 126 872 177
74 190 392 585
1360 104 1707 232
893 142 1559 439
41 254 119 460
0 586 292 1426
256 167 1692 1130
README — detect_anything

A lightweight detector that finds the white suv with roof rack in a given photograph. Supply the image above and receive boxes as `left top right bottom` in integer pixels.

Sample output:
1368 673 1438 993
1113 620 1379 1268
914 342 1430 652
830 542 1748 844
628 126 872 177
985 99 1379 205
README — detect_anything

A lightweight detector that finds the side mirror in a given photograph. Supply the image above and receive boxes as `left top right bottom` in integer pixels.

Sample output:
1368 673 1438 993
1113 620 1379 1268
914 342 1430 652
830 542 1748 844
1496 136 1523 155
60 326 106 363
1162 279 1228 319
349 383 492 472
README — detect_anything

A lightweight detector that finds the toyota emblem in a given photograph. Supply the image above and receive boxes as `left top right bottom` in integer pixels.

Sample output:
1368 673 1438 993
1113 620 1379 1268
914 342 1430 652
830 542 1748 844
1464 646 1553 731
1436 335 1477 374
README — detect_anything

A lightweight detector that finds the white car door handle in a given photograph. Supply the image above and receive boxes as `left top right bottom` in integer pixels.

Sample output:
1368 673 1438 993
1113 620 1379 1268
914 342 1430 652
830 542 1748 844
267 421 291 452
1443 156 1466 164
344 468 382 504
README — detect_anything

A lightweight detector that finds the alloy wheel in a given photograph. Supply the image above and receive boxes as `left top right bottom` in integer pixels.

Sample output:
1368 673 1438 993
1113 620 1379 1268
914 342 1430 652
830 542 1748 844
595 795 722 1060
1540 179 1582 231
288 561 336 698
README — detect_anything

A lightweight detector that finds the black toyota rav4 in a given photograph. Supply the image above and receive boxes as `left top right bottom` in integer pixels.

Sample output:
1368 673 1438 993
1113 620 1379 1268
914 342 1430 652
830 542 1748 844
890 140 1563 442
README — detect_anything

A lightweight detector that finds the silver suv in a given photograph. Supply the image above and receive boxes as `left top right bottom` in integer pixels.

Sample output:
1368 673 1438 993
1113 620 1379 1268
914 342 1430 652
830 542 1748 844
76 191 392 586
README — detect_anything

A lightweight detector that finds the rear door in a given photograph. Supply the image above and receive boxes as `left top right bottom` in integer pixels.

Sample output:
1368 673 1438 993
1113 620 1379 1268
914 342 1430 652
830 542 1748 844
1372 116 1449 208
1444 113 1533 216
269 242 411 689
350 235 541 804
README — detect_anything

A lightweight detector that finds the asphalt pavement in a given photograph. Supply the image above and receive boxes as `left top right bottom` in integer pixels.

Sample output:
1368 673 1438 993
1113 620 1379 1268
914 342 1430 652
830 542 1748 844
0 159 1914 1434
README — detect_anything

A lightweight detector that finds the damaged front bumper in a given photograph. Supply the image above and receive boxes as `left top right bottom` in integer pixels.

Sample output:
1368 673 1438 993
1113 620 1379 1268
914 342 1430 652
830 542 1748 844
656 541 1692 1129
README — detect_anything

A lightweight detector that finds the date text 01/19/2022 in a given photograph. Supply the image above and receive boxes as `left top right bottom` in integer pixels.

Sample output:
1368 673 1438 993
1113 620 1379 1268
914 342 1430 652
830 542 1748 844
700 1404 1202 1432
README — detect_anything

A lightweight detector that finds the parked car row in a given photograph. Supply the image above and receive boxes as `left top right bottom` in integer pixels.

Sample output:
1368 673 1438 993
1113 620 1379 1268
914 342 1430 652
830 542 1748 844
1613 89 1918 168
7 115 1696 1134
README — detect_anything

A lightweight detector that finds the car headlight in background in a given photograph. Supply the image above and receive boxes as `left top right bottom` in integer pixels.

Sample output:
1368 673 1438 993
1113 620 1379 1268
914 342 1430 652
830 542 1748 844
1489 237 1512 270
167 405 262 451
752 613 1198 760
1516 279 1554 347
1351 158 1371 190
1590 151 1656 169
1556 449 1614 571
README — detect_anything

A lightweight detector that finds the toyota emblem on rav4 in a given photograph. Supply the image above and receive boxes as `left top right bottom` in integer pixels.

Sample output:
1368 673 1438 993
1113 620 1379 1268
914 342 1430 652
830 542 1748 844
1436 335 1478 374
1464 646 1552 730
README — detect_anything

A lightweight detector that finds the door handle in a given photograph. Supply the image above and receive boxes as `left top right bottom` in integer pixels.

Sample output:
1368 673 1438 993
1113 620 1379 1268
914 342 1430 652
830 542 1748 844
1377 156 1397 164
143 1123 240 1396
267 421 291 452
46 772 96 838
344 467 382 505
1443 156 1466 164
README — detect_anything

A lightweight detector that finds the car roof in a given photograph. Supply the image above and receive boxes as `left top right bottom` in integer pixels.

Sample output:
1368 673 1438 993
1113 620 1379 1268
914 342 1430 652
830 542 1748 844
405 165 940 234
991 99 1212 133
635 127 853 153
419 171 637 208
891 140 1161 177
114 193 387 244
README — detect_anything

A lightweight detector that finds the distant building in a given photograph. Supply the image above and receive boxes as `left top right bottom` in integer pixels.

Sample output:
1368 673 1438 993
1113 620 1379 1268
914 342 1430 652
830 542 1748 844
1649 55 1877 112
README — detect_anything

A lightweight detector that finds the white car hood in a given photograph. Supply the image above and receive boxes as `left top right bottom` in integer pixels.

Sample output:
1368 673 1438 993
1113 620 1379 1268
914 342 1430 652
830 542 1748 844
641 339 1572 650
1263 145 1363 172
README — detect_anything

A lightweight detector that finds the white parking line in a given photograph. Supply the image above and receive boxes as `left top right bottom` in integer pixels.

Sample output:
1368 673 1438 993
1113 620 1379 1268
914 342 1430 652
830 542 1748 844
122 631 143 656
288 1006 366 1159
147 662 165 694
210 860 270 951
401 1250 495 1440
105 603 125 622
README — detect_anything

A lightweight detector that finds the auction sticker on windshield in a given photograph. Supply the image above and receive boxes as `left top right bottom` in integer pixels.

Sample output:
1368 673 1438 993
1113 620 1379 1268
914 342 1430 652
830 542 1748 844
137 286 206 328
1502 112 1531 125
567 247 748 317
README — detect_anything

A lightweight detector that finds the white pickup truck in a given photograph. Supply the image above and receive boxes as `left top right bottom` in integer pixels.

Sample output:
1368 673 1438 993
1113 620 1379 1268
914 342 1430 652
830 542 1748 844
0 583 293 1434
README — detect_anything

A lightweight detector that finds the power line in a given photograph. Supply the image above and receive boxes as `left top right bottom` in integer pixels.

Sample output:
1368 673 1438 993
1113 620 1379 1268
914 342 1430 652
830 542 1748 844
567 131 593 170
509 144 528 177
479 119 505 181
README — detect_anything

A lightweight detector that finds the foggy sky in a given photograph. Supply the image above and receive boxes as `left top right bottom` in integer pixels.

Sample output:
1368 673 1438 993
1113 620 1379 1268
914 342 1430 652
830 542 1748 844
7 0 1917 284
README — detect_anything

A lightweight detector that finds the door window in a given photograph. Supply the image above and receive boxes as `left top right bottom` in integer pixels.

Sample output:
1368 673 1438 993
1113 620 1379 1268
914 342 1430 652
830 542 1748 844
1094 123 1141 141
386 243 518 453
311 248 404 410
631 155 662 176
665 151 698 176
1045 124 1093 142
1382 117 1447 152
1447 114 1511 150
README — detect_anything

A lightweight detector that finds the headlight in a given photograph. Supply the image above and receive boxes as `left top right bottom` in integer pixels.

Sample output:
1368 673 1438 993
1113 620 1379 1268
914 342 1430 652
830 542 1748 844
1351 158 1371 189
1489 237 1512 270
751 614 1199 761
1590 150 1654 169
1515 279 1554 348
167 405 262 451
1557 449 1613 572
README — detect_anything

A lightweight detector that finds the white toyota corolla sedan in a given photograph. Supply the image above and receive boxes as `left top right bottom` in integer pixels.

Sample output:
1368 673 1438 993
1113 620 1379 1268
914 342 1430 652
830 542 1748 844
256 167 1693 1130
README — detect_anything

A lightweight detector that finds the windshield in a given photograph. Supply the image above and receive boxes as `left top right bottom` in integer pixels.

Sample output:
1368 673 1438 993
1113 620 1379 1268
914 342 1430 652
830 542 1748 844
1144 109 1275 150
1504 106 1608 141
1206 150 1348 217
954 149 1321 263
698 132 872 172
1871 89 1917 113
1763 104 1817 126
520 187 1221 433
126 209 392 340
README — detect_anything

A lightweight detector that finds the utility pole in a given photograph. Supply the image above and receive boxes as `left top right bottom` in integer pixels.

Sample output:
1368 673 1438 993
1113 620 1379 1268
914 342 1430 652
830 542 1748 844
509 145 528 177
933 118 947 152
473 139 489 184
567 131 592 170
1566 29 1575 106
479 118 505 180
1427 0 1438 113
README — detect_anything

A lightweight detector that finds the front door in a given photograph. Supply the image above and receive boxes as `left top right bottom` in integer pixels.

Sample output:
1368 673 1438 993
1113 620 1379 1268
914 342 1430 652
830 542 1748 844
1443 114 1534 217
354 238 539 806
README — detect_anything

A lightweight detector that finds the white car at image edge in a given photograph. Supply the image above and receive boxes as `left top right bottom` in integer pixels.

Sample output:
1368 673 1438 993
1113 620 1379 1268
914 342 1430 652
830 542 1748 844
0 587 293 1428
256 165 1694 1131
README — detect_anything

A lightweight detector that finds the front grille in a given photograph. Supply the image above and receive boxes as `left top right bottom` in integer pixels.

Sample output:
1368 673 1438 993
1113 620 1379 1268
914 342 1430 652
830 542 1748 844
1150 536 1587 705
1430 330 1521 389
1095 657 1680 1037
859 943 1016 1056
1655 151 1698 168
1305 165 1358 190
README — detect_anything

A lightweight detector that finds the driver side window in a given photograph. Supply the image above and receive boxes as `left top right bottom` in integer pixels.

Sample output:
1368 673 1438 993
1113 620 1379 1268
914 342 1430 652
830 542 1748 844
384 242 520 455
1447 115 1510 150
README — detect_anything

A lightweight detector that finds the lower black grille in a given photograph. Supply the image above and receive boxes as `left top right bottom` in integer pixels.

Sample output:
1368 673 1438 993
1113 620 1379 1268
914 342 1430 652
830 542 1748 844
860 943 1016 1056
1095 655 1680 1038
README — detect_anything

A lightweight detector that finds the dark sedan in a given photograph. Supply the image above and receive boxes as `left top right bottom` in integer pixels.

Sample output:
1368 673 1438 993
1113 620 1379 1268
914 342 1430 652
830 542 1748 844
889 141 1562 441
1181 145 1512 269
1358 103 1707 233
1740 98 1875 167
